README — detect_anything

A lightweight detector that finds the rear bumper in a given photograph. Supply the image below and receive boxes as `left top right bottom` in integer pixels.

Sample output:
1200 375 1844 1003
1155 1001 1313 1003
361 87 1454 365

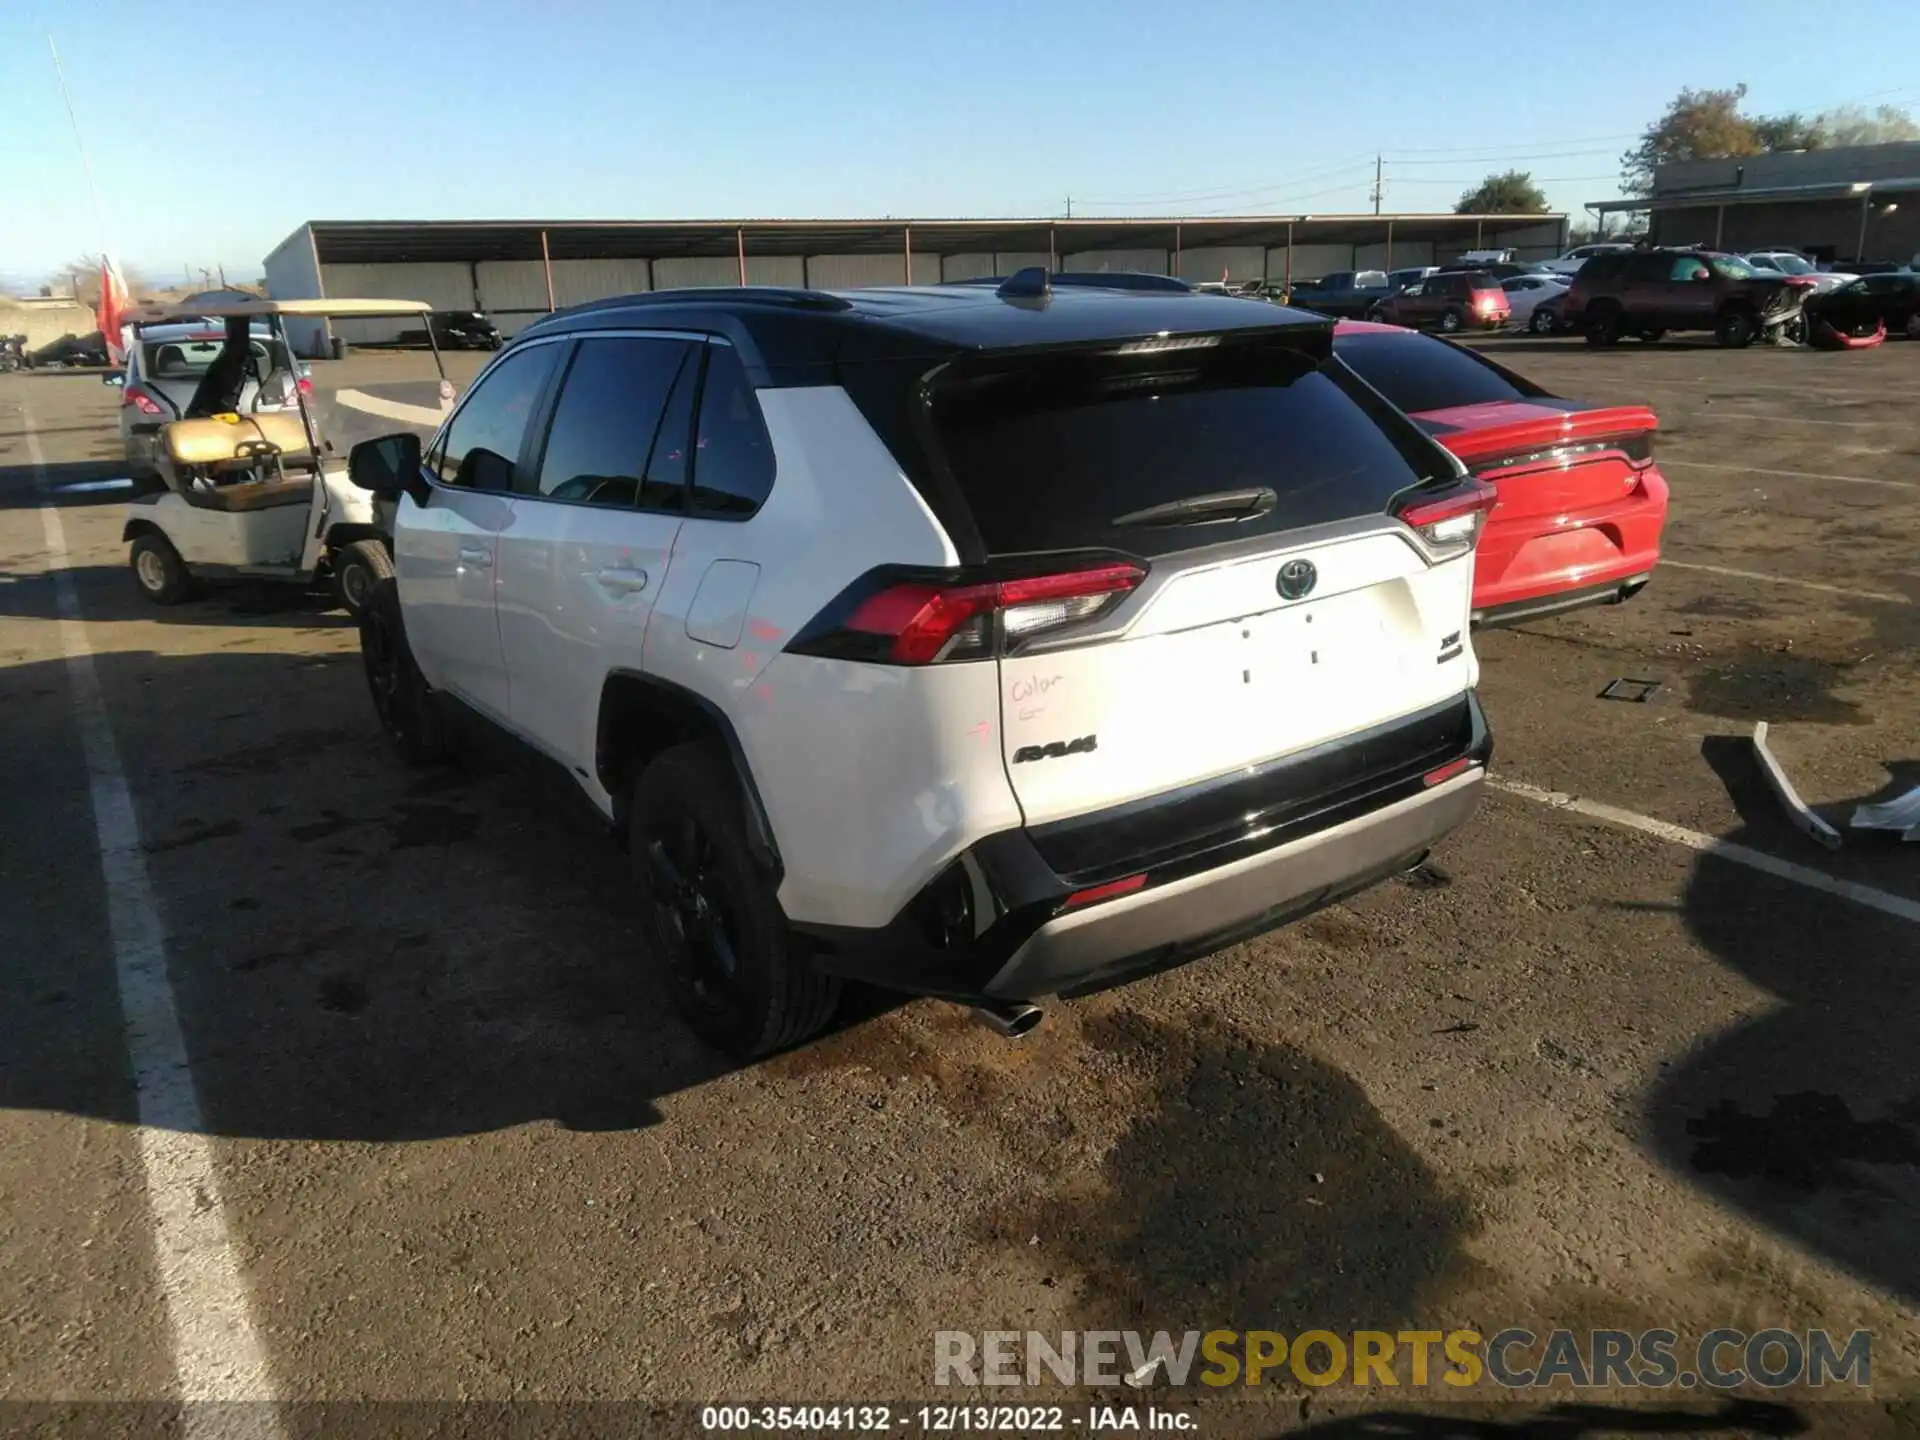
797 692 1491 1004
1473 572 1651 628
985 766 1483 1000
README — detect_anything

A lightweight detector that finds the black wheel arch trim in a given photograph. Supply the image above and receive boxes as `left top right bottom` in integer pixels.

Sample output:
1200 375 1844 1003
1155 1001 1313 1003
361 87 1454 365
596 669 783 878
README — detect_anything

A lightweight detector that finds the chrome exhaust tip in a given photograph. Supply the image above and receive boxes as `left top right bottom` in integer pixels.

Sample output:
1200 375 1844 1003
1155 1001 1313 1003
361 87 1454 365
971 1001 1044 1039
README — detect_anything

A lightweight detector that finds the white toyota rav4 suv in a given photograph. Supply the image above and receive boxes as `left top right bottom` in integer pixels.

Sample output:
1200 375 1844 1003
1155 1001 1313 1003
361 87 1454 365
348 272 1494 1058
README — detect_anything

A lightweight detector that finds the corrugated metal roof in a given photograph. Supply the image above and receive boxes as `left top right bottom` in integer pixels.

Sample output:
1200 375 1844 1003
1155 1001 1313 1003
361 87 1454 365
291 214 1565 264
1589 176 1920 214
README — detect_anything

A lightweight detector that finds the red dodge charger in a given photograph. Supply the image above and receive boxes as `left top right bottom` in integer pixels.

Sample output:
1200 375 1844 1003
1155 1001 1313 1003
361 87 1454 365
1335 320 1668 627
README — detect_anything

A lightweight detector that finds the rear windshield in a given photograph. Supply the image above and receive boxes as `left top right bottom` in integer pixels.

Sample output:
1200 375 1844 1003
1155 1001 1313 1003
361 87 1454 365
928 335 1447 560
1334 330 1542 415
142 337 292 380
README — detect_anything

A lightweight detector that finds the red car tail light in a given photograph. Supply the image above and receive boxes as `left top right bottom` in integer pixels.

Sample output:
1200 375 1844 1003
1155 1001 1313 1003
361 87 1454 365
1395 479 1499 553
796 561 1147 666
1471 430 1656 477
123 385 165 416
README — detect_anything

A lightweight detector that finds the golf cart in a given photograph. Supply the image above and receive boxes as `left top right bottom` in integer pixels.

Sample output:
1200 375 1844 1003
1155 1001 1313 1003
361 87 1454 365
117 298 454 615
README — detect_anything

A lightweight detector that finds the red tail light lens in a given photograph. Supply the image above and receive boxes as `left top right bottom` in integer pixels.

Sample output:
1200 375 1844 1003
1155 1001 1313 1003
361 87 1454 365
123 385 164 416
1395 479 1498 553
800 562 1147 666
296 376 313 395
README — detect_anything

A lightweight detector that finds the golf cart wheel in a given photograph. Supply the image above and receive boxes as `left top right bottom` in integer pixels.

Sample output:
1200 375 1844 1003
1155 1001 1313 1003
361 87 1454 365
332 538 394 617
359 576 449 766
1584 305 1622 346
1530 308 1557 334
129 533 192 605
1715 309 1758 348
1439 307 1464 333
631 743 839 1060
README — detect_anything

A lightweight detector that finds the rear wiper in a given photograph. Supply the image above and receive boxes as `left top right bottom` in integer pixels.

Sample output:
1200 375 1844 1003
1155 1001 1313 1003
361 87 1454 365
1109 487 1277 529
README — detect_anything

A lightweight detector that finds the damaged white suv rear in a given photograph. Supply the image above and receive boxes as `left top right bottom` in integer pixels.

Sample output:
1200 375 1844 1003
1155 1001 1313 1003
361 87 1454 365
351 271 1494 1058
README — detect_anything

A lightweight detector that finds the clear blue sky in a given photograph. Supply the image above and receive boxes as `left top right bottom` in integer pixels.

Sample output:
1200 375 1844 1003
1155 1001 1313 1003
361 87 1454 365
3 0 1916 286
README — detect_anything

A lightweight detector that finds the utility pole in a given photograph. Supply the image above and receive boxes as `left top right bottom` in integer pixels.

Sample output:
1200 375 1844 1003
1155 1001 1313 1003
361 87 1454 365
1371 154 1384 215
1064 195 1073 218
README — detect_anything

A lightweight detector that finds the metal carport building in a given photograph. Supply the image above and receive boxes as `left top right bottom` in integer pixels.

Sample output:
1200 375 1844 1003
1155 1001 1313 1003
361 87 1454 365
264 212 1567 354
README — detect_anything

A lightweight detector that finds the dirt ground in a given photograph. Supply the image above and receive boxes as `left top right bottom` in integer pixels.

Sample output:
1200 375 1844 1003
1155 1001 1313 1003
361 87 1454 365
2 335 1917 1439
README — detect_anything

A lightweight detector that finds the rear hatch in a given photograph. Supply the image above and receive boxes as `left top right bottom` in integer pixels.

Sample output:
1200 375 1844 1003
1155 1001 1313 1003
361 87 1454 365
924 328 1484 825
1334 325 1656 519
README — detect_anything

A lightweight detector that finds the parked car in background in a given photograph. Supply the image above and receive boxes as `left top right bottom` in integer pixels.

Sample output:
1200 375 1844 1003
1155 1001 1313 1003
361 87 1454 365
1287 269 1394 318
1334 320 1666 627
350 276 1495 1056
1385 265 1439 292
114 322 306 480
391 310 504 350
1369 271 1510 333
1526 289 1574 335
1804 271 1920 343
1535 242 1636 277
1744 251 1854 294
1436 260 1537 281
1563 248 1813 347
30 332 111 368
1498 273 1571 330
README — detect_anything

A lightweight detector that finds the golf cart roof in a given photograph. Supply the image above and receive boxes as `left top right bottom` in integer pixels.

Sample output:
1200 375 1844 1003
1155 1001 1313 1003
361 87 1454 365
140 297 435 322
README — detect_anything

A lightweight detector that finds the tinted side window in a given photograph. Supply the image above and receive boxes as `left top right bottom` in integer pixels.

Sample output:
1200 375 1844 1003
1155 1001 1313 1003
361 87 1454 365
1335 331 1538 414
435 343 560 491
689 345 776 518
533 336 695 509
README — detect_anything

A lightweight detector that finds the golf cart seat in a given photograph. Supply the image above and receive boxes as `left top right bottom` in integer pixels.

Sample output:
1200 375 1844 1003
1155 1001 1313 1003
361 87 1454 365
163 412 316 472
180 477 316 513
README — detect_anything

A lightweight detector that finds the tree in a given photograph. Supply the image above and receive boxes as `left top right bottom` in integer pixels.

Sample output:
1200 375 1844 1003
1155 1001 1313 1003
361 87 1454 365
1751 111 1822 153
1815 103 1920 147
1620 85 1763 194
1454 170 1549 215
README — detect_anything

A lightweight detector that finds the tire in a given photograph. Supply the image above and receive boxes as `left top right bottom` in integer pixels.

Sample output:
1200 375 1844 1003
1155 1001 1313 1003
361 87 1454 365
1584 305 1622 346
1715 309 1758 348
1529 307 1557 334
1439 307 1464 333
358 575 449 766
630 743 839 1059
129 533 191 605
331 537 393 617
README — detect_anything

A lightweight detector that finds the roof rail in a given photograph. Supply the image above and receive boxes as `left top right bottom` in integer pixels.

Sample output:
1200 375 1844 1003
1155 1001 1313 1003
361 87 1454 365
955 269 1196 296
543 286 854 317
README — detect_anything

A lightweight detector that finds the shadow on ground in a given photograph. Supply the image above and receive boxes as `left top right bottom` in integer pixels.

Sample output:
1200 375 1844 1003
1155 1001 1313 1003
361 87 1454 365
1644 735 1920 1307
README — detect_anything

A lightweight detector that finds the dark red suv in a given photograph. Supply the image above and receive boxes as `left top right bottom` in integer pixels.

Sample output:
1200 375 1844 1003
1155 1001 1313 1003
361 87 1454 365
1369 271 1510 333
1563 248 1813 347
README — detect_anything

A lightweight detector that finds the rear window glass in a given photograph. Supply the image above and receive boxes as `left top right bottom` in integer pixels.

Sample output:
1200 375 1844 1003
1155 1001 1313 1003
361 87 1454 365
929 336 1444 560
1335 331 1539 415
142 337 290 379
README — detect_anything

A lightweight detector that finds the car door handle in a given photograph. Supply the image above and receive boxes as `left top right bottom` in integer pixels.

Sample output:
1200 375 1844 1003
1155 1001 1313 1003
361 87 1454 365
596 566 648 595
458 546 491 564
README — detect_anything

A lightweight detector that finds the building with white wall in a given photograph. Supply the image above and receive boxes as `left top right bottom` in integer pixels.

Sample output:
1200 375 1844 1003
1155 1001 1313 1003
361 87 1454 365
264 213 1568 354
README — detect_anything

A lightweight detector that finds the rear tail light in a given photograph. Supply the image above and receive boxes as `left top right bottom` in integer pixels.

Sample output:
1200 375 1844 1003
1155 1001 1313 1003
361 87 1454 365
1394 479 1498 553
1472 431 1655 477
296 376 313 395
793 561 1146 666
1062 873 1147 910
123 385 164 416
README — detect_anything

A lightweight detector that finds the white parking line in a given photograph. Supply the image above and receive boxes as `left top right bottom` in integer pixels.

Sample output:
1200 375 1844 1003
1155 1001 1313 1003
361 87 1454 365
1490 778 1920 927
332 387 444 427
1659 559 1908 604
26 414 285 1433
1660 458 1917 492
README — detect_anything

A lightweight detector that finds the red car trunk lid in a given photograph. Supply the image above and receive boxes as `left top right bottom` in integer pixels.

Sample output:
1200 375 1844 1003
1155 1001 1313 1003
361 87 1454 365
1418 401 1657 520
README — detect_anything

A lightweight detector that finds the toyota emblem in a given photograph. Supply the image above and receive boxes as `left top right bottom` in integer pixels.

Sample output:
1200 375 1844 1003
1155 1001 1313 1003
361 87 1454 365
1276 558 1318 600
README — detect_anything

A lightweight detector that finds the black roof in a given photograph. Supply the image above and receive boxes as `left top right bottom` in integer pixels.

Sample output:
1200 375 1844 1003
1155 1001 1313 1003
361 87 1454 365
515 278 1332 386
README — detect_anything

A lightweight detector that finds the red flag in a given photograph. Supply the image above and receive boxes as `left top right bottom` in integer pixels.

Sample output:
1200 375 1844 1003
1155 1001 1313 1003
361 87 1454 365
96 257 131 365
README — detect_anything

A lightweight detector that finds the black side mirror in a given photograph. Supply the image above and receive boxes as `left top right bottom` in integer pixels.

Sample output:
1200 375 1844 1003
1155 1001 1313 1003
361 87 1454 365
348 432 429 507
